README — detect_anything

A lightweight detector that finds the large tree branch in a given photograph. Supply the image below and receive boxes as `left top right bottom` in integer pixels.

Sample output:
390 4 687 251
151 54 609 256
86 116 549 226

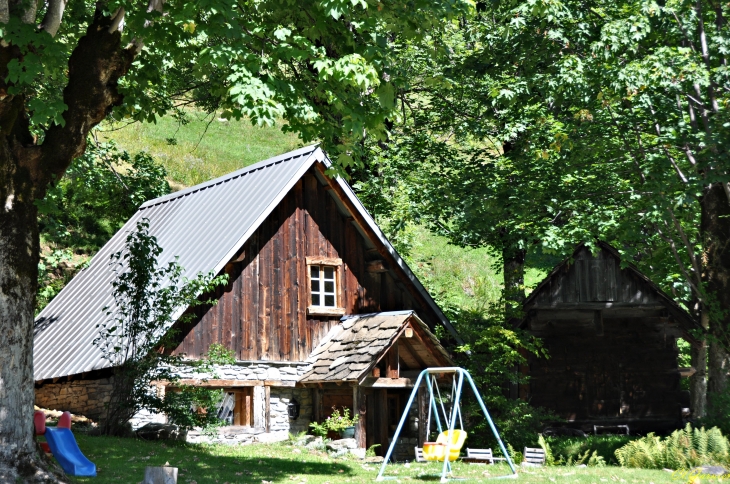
39 0 68 37
24 10 136 195
0 0 8 25
648 102 690 183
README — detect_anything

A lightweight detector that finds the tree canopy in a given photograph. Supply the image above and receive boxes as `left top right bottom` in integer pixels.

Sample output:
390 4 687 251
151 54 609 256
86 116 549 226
0 0 472 477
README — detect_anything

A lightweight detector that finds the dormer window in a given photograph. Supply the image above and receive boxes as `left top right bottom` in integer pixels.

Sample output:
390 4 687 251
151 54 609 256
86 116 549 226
306 257 345 316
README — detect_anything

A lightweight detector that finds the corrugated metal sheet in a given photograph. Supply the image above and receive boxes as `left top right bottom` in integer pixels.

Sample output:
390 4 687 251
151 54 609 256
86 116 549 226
34 146 322 380
33 145 460 381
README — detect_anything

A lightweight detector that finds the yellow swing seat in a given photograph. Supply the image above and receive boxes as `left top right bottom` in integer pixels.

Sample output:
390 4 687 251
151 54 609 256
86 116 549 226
422 430 467 462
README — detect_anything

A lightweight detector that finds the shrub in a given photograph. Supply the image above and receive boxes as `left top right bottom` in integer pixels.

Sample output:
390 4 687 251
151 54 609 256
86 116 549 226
545 434 634 466
615 424 730 469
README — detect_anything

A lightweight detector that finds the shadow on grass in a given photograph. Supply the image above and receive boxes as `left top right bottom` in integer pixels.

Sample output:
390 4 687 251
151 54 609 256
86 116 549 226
70 434 360 484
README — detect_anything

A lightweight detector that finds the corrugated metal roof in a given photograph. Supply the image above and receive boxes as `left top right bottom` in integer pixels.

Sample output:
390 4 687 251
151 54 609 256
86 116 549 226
34 145 459 381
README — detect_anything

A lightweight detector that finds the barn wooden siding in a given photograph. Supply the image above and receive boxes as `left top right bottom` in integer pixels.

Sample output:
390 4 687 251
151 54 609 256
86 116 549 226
522 245 694 429
173 171 423 361
526 314 684 423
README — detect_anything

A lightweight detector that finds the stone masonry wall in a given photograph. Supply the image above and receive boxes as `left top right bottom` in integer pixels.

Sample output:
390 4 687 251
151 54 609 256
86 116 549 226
175 361 310 382
35 361 313 439
35 377 113 421
187 387 313 445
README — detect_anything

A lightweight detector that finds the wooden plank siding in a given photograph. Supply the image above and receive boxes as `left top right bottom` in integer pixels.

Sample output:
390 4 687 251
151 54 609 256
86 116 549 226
521 243 697 431
172 169 426 362
529 246 660 308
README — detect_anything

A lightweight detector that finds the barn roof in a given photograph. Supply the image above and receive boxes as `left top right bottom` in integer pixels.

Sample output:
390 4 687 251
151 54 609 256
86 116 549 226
34 146 459 381
521 241 700 335
300 310 452 383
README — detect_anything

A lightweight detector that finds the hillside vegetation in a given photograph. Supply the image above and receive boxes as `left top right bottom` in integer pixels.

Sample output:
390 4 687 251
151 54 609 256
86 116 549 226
95 115 546 312
99 114 302 187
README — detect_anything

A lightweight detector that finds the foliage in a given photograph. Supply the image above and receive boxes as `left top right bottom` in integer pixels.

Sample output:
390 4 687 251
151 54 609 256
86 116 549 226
701 385 730 435
545 435 634 467
36 138 171 312
309 407 359 437
94 218 228 435
365 444 381 458
615 424 730 470
204 343 237 366
3 0 474 169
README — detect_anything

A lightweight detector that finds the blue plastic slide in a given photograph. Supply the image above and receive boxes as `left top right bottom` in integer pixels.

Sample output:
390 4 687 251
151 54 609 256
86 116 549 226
44 427 97 477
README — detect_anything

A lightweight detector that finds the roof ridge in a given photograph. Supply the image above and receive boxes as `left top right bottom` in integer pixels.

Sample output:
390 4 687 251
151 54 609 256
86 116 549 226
140 144 319 209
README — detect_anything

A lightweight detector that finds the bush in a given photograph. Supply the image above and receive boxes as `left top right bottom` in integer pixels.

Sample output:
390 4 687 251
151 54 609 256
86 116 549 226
702 386 730 435
615 424 730 470
545 434 634 466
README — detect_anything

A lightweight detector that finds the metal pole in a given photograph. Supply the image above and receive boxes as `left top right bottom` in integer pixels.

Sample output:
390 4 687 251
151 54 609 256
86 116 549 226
425 374 444 434
439 370 465 483
464 371 517 475
376 370 426 481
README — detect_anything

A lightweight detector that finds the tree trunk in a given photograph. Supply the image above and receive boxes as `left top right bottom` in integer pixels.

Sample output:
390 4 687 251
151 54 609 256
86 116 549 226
702 182 730 397
708 339 729 395
0 148 62 481
690 336 708 418
0 10 134 476
503 246 526 323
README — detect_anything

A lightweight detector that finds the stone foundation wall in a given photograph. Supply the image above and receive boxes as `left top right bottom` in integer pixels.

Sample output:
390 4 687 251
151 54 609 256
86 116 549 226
34 361 314 440
175 361 310 382
35 377 113 421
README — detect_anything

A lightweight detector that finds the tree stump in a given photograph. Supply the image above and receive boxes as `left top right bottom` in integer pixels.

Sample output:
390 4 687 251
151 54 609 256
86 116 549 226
143 466 178 484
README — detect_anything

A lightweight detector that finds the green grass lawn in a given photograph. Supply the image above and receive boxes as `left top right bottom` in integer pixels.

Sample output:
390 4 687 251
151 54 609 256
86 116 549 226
99 114 302 187
68 436 678 484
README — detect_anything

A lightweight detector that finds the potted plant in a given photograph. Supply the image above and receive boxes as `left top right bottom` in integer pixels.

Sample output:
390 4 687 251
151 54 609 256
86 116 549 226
310 406 359 439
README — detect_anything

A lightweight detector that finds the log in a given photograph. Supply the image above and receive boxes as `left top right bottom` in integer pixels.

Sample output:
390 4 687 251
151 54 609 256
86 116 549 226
143 466 178 484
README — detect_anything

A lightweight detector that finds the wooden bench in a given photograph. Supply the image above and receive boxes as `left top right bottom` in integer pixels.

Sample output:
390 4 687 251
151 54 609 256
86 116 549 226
462 448 493 464
522 447 546 467
414 447 426 462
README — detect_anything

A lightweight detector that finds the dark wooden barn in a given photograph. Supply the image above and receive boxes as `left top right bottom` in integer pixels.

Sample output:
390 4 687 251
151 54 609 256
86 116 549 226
518 242 701 433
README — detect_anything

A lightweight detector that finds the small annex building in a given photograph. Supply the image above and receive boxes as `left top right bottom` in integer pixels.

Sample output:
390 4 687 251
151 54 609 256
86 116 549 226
517 242 701 434
34 146 457 453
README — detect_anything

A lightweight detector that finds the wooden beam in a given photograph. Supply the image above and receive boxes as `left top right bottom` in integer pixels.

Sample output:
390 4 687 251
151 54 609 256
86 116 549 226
386 346 399 378
172 379 296 388
313 388 322 422
418 385 428 445
305 256 343 266
360 377 414 388
234 391 243 426
353 385 366 449
679 367 697 378
378 389 388 456
594 310 604 337
528 302 667 310
265 386 271 433
367 260 387 273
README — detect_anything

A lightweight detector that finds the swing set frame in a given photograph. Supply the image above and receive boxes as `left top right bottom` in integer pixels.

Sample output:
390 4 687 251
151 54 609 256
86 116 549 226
375 367 518 482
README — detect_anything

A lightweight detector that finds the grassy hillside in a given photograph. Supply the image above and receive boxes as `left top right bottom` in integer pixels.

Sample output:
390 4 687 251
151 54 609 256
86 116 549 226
99 114 302 187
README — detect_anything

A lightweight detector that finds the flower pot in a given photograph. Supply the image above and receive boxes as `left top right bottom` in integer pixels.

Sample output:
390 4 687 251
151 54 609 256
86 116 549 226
340 426 355 439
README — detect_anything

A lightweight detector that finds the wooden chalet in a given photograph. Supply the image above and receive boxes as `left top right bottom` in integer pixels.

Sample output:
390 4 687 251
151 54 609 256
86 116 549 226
518 242 701 433
34 146 457 452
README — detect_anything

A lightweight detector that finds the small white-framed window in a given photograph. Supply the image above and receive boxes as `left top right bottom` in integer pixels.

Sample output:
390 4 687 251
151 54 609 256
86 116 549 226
306 257 345 316
310 265 337 307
